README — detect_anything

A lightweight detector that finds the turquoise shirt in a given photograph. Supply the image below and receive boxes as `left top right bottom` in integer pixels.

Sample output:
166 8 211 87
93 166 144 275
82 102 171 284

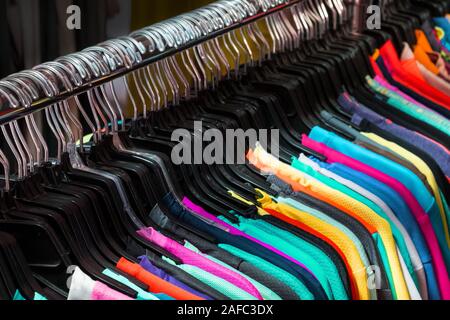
367 76 450 136
13 290 47 301
34 293 47 301
309 126 450 271
219 215 348 300
162 257 258 300
184 241 281 300
219 244 313 300
291 157 416 286
13 290 26 301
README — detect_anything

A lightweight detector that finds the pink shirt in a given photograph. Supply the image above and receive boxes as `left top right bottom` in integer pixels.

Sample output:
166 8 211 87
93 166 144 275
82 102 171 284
137 227 263 300
302 135 450 299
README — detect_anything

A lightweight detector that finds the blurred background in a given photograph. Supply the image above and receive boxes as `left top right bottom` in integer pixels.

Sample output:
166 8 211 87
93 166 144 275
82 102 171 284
0 0 214 78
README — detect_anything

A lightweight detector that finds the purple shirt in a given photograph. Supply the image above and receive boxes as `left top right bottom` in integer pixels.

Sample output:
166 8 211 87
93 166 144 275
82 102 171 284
137 227 263 299
338 93 450 177
138 255 212 300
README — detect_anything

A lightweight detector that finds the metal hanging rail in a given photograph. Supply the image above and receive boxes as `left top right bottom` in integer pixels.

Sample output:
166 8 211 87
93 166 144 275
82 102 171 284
0 0 302 125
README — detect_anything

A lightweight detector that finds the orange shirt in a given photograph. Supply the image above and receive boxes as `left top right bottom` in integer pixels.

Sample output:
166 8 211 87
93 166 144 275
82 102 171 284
117 258 204 300
247 149 377 233
264 207 360 299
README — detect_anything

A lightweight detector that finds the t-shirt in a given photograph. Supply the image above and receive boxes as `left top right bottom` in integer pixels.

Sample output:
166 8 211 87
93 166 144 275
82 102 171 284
302 135 450 299
137 227 263 299
338 92 450 178
149 203 299 300
116 258 204 300
161 193 327 300
311 160 441 300
366 75 450 135
362 132 450 247
137 256 210 299
219 245 310 300
307 127 450 271
248 146 409 300
102 269 169 300
218 214 348 300
266 175 392 300
184 241 282 300
299 155 428 300
68 267 133 301
291 156 416 291
379 40 450 108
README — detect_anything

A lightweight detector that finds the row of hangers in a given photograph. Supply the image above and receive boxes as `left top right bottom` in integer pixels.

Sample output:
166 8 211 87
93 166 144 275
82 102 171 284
0 0 448 300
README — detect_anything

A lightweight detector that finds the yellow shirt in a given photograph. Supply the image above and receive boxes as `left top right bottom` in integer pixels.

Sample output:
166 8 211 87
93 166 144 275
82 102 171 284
255 190 370 300
362 132 450 249
249 146 411 300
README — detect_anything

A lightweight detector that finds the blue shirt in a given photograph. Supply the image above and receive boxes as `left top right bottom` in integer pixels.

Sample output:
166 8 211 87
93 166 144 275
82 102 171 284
308 126 450 272
310 159 441 300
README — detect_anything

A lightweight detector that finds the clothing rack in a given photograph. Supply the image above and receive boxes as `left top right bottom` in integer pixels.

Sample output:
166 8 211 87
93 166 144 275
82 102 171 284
0 0 448 302
0 0 322 126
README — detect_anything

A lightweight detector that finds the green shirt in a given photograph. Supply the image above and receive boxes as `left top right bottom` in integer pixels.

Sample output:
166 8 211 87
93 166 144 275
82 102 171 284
163 257 258 300
184 241 282 300
367 76 450 136
219 215 349 300
291 157 417 294
218 244 313 300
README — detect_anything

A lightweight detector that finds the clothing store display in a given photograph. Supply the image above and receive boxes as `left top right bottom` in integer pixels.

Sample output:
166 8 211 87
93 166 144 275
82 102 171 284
0 0 449 302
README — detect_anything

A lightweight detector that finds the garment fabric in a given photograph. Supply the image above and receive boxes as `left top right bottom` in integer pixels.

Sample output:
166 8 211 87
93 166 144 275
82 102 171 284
302 135 450 299
307 127 450 265
102 268 167 300
354 140 433 194
68 267 133 301
116 258 204 300
400 43 450 98
184 241 282 300
181 198 318 276
379 40 450 108
136 227 263 299
362 132 450 246
141 250 229 300
149 203 298 300
290 155 417 289
218 214 349 300
338 92 450 181
373 56 450 119
161 193 329 300
310 159 440 300
248 146 409 300
13 291 48 301
137 256 211 300
161 256 260 300
266 175 392 300
298 155 427 299
366 74 450 135
250 151 371 299
219 244 310 300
